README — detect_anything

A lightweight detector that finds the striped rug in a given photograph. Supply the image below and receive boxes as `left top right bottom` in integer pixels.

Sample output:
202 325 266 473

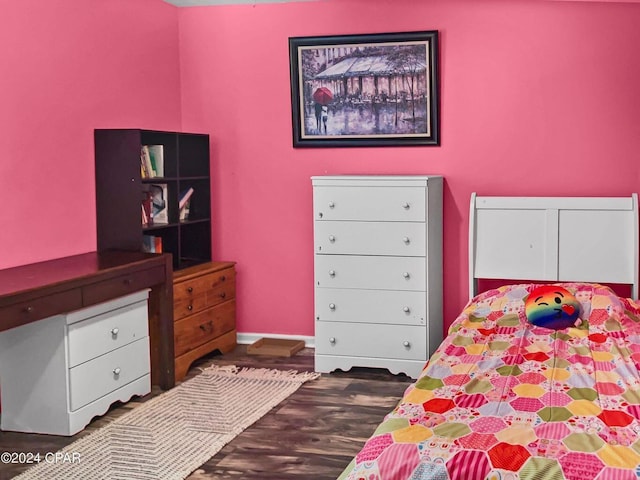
16 365 320 480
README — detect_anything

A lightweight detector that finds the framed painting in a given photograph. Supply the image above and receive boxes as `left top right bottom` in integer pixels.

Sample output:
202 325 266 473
289 30 439 148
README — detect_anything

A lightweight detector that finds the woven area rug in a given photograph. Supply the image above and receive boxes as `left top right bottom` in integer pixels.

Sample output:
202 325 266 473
16 365 320 480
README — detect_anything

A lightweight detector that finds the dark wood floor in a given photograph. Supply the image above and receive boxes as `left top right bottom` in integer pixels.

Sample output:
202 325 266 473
0 345 413 479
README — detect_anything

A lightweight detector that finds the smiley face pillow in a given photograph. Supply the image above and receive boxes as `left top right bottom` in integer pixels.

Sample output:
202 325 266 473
524 285 581 330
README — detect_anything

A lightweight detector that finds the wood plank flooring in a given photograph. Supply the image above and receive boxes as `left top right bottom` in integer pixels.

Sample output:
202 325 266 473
0 345 413 479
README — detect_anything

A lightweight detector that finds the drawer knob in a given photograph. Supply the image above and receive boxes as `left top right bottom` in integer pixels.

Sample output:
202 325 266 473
329 270 336 277
402 202 410 210
24 306 34 314
220 291 226 299
188 304 193 311
403 341 411 348
403 236 410 244
328 201 335 209
328 235 336 243
221 276 226 282
329 337 336 344
403 272 411 279
113 367 121 376
187 287 193 293
329 303 336 310
403 306 410 313
111 327 119 337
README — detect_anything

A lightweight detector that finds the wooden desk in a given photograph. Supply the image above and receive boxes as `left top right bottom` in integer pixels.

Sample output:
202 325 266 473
0 251 175 390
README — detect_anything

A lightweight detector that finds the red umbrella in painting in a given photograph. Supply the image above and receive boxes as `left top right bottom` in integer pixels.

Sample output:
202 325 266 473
313 87 333 105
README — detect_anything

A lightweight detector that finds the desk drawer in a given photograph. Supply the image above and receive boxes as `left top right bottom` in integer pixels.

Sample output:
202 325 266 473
174 300 235 357
0 290 82 330
82 266 163 305
315 321 426 360
69 337 150 411
67 298 149 367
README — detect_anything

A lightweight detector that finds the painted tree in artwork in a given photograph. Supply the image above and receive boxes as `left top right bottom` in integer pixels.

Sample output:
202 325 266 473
386 44 428 127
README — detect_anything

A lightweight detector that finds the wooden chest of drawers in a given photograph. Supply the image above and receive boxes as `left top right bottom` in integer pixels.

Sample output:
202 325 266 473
173 261 237 381
312 175 443 379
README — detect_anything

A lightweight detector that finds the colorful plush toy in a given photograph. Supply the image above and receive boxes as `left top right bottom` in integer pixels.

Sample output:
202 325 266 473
524 285 581 330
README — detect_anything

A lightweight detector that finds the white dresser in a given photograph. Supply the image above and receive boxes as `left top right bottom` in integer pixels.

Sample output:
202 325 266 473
312 175 443 379
0 290 151 435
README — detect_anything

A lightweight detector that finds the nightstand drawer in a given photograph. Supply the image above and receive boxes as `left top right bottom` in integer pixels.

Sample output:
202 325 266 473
68 337 150 411
174 300 235 357
315 321 426 360
315 221 426 256
205 267 236 307
315 255 426 291
67 294 149 367
313 186 426 222
315 288 426 325
174 276 210 321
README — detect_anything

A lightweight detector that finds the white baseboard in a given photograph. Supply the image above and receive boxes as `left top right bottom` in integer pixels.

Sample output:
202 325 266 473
237 332 315 348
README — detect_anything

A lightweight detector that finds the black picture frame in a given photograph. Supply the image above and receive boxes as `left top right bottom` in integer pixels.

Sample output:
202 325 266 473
289 30 440 148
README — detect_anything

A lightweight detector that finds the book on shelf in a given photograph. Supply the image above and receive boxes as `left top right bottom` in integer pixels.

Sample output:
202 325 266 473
142 235 162 253
141 184 168 225
147 145 164 177
179 187 194 221
140 146 155 178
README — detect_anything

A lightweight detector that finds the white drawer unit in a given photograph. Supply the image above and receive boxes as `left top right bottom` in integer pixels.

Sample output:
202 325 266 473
312 175 443 379
0 290 151 435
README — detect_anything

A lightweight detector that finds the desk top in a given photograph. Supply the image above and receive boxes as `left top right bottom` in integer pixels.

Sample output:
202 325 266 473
0 251 168 298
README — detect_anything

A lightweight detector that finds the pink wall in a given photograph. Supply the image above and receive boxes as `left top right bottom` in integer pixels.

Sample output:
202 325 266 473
178 0 640 335
0 0 182 269
3 0 640 340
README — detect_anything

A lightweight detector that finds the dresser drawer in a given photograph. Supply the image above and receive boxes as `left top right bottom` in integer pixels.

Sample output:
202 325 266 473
313 186 426 222
315 288 426 325
67 297 149 367
68 337 150 411
174 276 209 321
315 321 426 360
315 221 426 256
174 300 235 357
205 267 235 307
83 266 163 305
315 255 426 291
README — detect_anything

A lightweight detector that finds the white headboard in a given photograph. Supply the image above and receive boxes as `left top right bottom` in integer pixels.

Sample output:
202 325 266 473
469 194 639 300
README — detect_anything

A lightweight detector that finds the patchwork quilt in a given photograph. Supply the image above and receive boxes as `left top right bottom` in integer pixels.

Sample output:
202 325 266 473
339 283 640 480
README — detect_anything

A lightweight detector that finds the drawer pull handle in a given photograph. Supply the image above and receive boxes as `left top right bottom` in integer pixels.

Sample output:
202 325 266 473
111 327 119 336
328 201 335 209
403 306 410 313
329 270 336 277
220 291 226 299
329 303 336 310
403 341 411 348
187 287 193 293
329 337 336 344
403 272 411 279
200 321 213 332
220 276 226 282
402 202 410 210
403 236 410 244
328 235 336 243
188 305 193 311
113 367 121 376
24 306 34 314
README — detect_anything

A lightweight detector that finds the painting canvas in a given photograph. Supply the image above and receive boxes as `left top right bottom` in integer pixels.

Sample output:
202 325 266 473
289 31 439 148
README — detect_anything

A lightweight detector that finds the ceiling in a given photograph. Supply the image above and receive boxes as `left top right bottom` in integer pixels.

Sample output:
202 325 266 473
163 0 317 5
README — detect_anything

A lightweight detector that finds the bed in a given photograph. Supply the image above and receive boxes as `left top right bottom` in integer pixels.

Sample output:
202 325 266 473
338 193 640 480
